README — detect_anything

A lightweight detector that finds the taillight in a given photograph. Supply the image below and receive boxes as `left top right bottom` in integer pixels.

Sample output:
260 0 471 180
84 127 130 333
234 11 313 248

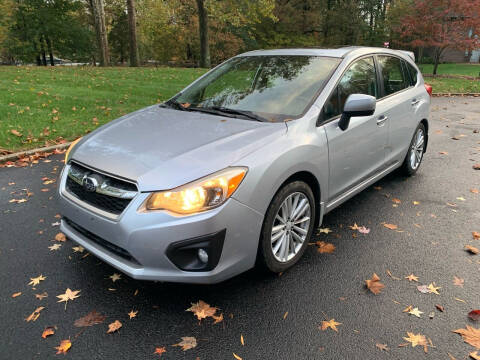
424 84 433 96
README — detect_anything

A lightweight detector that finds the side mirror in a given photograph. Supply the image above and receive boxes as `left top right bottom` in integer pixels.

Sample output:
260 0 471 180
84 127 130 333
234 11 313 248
338 94 376 131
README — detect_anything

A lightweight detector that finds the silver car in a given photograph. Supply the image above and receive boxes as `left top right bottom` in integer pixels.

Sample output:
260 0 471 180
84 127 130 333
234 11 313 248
58 47 431 283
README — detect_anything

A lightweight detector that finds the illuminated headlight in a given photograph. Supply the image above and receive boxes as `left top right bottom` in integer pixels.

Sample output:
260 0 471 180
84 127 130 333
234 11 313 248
64 137 83 163
144 167 247 215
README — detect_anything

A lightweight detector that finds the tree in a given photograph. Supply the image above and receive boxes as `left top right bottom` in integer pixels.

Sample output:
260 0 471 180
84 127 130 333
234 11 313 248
126 0 139 66
195 0 209 67
396 0 480 74
88 0 109 66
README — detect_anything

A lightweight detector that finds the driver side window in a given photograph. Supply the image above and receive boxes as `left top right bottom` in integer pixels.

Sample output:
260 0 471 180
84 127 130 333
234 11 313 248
323 57 378 121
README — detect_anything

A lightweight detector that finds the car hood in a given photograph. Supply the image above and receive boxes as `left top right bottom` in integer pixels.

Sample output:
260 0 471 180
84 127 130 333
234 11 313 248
71 105 287 191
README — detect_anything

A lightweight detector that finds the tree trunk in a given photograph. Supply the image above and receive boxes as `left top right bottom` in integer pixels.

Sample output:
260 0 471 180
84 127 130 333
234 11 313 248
90 0 109 66
195 0 210 68
40 37 47 66
126 0 140 67
46 37 55 66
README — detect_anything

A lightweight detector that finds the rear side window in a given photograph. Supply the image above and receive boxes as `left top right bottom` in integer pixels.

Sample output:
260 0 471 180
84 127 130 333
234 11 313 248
323 57 378 120
377 55 408 96
404 61 418 86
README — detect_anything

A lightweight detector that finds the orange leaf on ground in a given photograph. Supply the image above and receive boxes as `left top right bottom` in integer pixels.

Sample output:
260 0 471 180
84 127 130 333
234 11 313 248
403 332 428 352
469 310 480 322
42 327 55 338
11 292 22 298
55 339 71 354
473 232 480 240
172 337 197 351
453 276 464 287
320 318 342 332
55 233 66 242
25 306 44 322
453 326 480 349
186 300 218 321
107 320 122 333
316 241 335 254
466 245 479 255
383 223 398 230
154 347 166 357
74 310 106 327
365 273 385 295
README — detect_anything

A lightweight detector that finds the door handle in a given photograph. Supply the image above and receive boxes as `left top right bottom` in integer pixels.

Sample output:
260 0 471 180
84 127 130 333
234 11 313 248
411 99 420 106
376 115 388 126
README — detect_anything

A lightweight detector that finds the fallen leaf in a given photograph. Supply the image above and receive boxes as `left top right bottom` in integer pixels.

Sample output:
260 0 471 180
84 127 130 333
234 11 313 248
471 351 480 360
466 245 479 255
365 273 385 295
25 306 44 322
36 292 48 300
321 318 342 332
471 189 479 194
109 273 121 282
386 269 401 280
233 353 242 360
392 198 401 204
417 285 429 294
74 310 106 327
436 304 445 312
403 332 428 350
473 164 480 170
11 129 22 137
469 310 480 322
349 223 360 230
453 276 464 287
54 233 66 242
55 339 72 354
213 313 223 324
240 334 245 346
405 274 419 282
154 347 166 357
128 310 138 319
48 244 61 251
408 307 424 318
56 288 80 309
453 325 480 349
42 327 55 338
28 274 46 287
376 343 389 351
383 223 398 230
72 246 84 253
439 151 448 155
172 337 197 351
413 201 420 205
107 320 122 333
427 283 441 295
473 232 480 240
358 226 370 234
316 241 335 254
317 228 332 234
12 292 22 298
283 311 288 320
186 300 218 321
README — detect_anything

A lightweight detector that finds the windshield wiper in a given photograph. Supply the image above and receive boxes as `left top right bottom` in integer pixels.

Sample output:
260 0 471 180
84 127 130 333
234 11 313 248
205 106 266 122
161 98 190 111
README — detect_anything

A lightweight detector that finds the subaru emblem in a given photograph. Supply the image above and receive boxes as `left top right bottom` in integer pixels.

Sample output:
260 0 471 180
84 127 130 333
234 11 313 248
82 176 98 193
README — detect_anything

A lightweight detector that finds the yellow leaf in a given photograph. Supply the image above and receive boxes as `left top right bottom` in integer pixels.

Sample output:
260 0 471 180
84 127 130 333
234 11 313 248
320 318 342 332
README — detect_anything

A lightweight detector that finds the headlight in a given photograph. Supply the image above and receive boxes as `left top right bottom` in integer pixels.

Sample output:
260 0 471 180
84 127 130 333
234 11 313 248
65 137 83 163
144 167 247 215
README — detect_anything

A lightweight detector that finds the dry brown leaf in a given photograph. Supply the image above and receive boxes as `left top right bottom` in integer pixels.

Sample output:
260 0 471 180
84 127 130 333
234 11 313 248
383 223 398 230
435 304 445 312
365 273 385 295
36 292 48 300
376 343 389 351
471 189 479 194
471 351 480 360
240 334 245 346
42 327 55 338
11 129 22 137
392 198 401 204
172 337 197 351
54 233 66 242
128 310 138 319
316 241 336 254
320 318 341 332
405 274 419 282
453 325 480 349
233 353 242 360
466 245 479 255
55 339 72 354
107 320 122 333
403 332 428 351
154 347 166 356
469 310 480 322
28 274 46 286
56 288 80 309
11 292 22 298
74 310 106 327
473 232 480 240
453 276 464 287
25 306 44 322
186 300 218 321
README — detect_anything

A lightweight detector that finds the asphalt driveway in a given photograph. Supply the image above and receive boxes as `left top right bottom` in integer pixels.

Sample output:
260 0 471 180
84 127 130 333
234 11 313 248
1 96 479 359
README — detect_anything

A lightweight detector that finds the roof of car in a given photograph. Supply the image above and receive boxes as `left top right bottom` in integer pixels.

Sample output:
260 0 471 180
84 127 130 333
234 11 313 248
238 47 415 61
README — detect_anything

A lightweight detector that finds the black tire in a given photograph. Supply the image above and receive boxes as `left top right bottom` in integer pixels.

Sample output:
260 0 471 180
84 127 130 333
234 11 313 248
258 181 316 273
401 123 426 176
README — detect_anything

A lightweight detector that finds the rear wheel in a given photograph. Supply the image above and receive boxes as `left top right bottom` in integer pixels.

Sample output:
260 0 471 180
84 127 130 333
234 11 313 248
258 181 316 273
401 123 426 176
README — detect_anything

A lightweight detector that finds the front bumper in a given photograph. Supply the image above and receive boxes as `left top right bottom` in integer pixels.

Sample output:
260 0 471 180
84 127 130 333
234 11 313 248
58 168 264 284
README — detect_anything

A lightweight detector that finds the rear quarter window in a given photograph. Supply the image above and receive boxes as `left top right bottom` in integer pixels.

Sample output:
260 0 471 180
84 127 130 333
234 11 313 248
377 55 409 96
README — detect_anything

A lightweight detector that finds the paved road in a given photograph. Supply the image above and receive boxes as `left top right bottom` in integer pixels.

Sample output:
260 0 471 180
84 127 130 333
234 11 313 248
1 97 479 359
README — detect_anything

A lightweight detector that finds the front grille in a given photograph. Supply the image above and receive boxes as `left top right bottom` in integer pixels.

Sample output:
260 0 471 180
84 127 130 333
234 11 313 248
65 162 137 215
64 217 139 264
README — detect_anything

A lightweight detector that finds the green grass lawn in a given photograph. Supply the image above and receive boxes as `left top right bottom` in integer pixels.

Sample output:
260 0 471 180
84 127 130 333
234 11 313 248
418 63 480 77
0 66 206 152
0 64 479 153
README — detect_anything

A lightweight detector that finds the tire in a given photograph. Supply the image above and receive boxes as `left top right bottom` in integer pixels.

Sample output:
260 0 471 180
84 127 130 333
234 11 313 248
258 181 316 273
401 123 426 176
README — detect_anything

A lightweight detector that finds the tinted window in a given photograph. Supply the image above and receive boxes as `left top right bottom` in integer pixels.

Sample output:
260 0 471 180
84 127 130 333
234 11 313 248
323 57 377 120
405 61 418 86
378 55 408 96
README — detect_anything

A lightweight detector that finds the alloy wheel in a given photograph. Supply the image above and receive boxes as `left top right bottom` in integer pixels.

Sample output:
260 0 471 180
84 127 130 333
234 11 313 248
409 128 424 170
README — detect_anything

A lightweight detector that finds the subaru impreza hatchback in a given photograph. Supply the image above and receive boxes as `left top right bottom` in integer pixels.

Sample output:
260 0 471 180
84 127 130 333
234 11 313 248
59 47 431 283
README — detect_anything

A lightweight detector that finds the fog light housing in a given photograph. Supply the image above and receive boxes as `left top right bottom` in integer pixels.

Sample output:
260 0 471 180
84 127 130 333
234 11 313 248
197 249 209 263
166 229 226 271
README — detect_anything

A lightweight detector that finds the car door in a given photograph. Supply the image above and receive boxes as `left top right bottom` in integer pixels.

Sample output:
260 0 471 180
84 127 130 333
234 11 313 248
375 55 416 167
320 56 388 202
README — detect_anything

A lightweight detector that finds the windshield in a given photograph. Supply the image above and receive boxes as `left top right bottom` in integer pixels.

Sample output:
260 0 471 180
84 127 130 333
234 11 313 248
173 55 341 122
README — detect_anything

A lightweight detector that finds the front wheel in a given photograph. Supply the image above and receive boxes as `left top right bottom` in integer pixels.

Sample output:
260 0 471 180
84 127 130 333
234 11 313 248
401 123 426 176
258 181 316 273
